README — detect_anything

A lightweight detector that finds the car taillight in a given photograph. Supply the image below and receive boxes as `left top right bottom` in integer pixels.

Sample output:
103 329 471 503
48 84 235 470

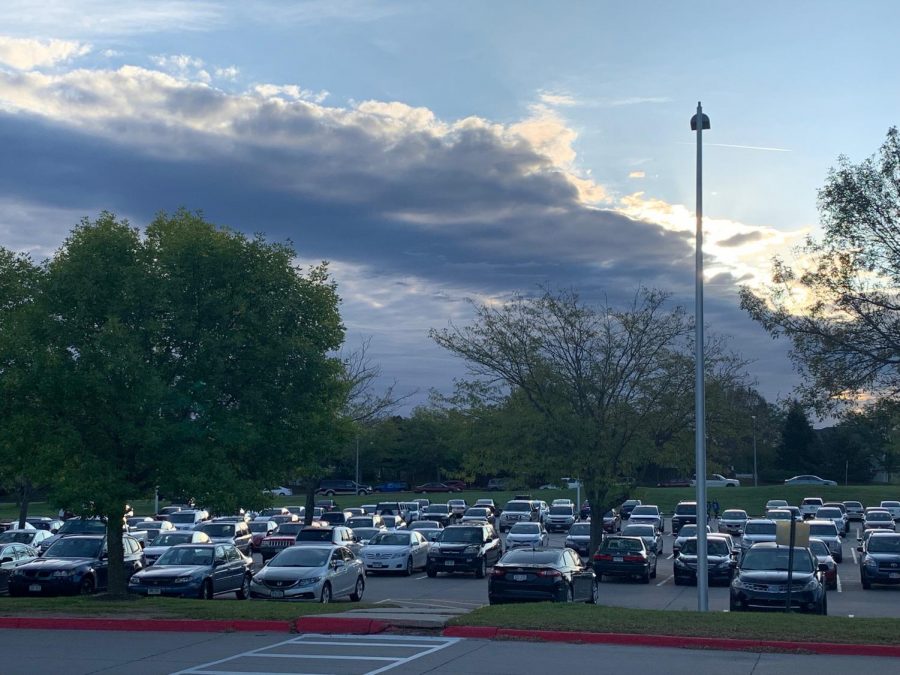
538 569 562 577
623 555 645 562
593 553 613 561
491 568 506 577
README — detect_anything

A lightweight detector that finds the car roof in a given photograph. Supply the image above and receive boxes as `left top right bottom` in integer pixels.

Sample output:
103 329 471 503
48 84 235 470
745 518 775 524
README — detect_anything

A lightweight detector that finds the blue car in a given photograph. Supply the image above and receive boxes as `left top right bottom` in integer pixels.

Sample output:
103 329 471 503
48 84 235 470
375 482 409 493
128 543 252 599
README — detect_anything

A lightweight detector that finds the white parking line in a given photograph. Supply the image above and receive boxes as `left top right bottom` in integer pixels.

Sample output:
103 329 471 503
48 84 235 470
851 546 858 565
656 574 673 587
414 575 428 580
836 573 842 593
667 554 674 560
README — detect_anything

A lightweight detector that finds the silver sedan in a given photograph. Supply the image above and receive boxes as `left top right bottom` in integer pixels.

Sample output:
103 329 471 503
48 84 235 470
249 545 365 603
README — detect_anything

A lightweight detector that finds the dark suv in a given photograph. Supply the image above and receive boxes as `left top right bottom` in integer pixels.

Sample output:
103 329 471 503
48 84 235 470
671 501 698 535
196 521 252 555
730 542 827 614
858 532 900 589
317 480 372 496
426 524 502 578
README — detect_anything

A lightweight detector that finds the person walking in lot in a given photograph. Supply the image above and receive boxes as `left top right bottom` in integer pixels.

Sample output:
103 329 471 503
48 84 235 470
712 499 720 521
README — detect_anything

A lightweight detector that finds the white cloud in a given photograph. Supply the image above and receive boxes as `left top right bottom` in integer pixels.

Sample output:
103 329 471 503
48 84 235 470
214 65 239 80
538 91 577 107
0 36 90 70
628 170 645 179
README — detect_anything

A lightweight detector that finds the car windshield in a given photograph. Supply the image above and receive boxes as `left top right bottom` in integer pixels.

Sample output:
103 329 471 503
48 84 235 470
426 505 449 514
744 522 776 535
680 539 729 556
845 502 862 508
722 511 747 520
631 506 657 516
58 519 106 535
509 523 540 534
809 525 837 536
370 533 411 546
504 502 531 512
270 547 330 567
568 524 590 536
440 528 482 543
882 501 900 507
352 528 381 539
766 501 788 508
549 507 572 515
199 524 235 537
449 500 465 507
675 504 697 515
868 537 900 553
45 538 102 558
249 522 272 533
382 516 400 526
678 525 698 537
0 531 35 543
410 521 440 529
868 512 892 521
602 538 642 552
169 513 198 524
741 548 813 572
150 533 192 547
296 529 332 541
157 547 214 566
808 540 829 556
271 523 302 536
465 508 489 517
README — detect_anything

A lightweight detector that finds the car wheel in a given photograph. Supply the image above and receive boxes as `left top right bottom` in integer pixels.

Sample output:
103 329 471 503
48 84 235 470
405 557 414 576
199 579 213 600
641 569 650 584
588 580 600 604
236 574 250 600
326 490 335 496
350 576 365 602
426 567 437 578
475 557 486 579
79 576 95 595
320 582 332 604
651 562 657 579
861 572 872 590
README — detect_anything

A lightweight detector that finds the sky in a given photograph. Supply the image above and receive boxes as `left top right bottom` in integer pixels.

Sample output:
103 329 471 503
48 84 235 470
1 1 898 415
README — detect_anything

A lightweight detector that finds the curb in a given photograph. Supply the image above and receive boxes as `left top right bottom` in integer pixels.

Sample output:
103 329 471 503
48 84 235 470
0 617 292 633
441 626 900 658
295 616 388 634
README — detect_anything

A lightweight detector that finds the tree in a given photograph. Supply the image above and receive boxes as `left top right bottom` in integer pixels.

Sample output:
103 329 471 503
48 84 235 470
778 401 816 474
741 127 900 411
431 287 692 553
2 210 347 596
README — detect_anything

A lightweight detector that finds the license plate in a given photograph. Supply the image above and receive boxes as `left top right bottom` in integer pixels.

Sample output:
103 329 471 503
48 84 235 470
445 560 455 566
270 589 284 598
29 584 41 592
890 573 900 579
370 563 385 568
614 556 623 563
513 574 527 581
147 588 161 595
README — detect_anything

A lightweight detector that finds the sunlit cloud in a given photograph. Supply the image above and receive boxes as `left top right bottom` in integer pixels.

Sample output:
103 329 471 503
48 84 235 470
628 170 645 179
0 35 90 69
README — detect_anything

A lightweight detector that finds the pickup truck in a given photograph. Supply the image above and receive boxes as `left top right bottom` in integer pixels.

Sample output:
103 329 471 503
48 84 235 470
689 474 741 488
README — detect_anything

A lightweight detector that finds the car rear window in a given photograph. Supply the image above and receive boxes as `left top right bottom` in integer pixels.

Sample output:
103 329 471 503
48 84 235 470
675 504 697 515
722 510 747 519
681 539 728 556
504 502 532 512
744 522 776 535
198 524 235 537
881 501 900 507
816 509 841 518
868 512 892 521
802 499 823 506
568 524 590 535
501 550 563 565
631 506 658 516
296 528 332 541
602 538 642 552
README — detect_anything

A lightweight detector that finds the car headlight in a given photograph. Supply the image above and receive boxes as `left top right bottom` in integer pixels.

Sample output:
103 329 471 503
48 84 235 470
673 558 686 568
297 577 321 586
51 570 75 578
864 556 878 568
732 578 748 590
464 545 480 555
174 575 198 584
392 551 408 558
802 578 819 591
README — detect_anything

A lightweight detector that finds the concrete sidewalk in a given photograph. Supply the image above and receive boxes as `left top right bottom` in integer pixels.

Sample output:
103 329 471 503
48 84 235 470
315 606 469 629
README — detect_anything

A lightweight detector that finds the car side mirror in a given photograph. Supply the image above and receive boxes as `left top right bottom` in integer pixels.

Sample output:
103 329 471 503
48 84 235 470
856 546 863 553
818 563 829 573
332 560 345 569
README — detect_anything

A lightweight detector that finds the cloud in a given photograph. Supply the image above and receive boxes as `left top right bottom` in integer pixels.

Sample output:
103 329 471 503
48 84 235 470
607 96 671 107
718 231 764 247
628 170 645 179
0 36 90 70
538 91 577 107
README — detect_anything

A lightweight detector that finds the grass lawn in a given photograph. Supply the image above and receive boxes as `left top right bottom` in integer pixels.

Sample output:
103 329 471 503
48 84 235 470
3 484 899 521
0 596 382 621
452 603 900 645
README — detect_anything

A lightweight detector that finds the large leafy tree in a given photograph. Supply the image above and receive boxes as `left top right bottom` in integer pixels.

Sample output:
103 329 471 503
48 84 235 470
741 127 900 411
431 287 692 552
1 210 346 596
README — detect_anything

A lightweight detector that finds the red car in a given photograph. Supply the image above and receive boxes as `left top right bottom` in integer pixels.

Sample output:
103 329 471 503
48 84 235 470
415 482 459 493
443 480 466 491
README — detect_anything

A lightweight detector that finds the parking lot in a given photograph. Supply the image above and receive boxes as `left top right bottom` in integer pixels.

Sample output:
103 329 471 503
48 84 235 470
238 518 900 619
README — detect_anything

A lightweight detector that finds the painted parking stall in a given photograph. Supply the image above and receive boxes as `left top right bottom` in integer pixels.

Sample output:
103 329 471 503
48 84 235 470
173 634 460 675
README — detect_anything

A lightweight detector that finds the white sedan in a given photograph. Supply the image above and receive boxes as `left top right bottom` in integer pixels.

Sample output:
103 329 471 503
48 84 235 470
360 530 430 575
690 474 741 488
505 522 549 550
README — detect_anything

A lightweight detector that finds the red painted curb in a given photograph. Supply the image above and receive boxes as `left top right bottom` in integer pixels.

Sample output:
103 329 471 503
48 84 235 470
294 617 388 634
0 617 291 633
442 626 900 658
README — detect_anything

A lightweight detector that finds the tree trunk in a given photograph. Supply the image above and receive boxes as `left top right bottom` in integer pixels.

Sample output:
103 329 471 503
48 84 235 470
16 480 31 530
106 515 127 598
304 478 317 525
587 486 611 557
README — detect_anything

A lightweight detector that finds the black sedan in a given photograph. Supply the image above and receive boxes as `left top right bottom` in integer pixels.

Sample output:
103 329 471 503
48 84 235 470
128 543 252 599
489 548 598 604
592 535 657 583
9 534 144 596
730 543 827 614
858 532 900 589
673 536 736 585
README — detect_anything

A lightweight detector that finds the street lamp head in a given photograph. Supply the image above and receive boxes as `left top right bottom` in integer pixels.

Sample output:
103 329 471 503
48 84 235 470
691 113 711 131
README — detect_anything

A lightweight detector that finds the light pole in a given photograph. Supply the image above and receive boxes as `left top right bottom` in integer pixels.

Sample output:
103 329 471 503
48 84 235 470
751 415 758 488
691 101 710 612
355 435 360 485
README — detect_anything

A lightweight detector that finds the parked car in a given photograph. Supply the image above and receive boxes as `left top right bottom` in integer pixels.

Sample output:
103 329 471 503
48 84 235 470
487 478 506 491
628 505 663 532
730 542 827 614
316 499 341 512
443 480 467 491
461 507 495 525
544 505 576 532
380 515 406 530
421 504 453 527
671 501 698 535
168 510 209 531
400 502 421 522
592 535 657 583
740 519 777 554
564 522 592 558
619 500 642 521
25 517 63 533
128 520 176 546
621 523 664 556
765 499 789 510
10 535 143 596
689 474 740 488
414 482 458 494
250 544 365 603
672 524 712 557
319 510 354 527
405 522 443 543
196 520 253 555
346 515 384 530
0 529 53 549
248 520 278 552
800 497 824 519
807 520 843 562
808 538 838 590
858 532 900 589
489 547 598 604
360 530 431 575
37 517 108 554
718 509 749 537
374 502 409 521
448 499 468 519
0 543 39 594
295 525 360 555
498 500 539 531
673 536 736 586
843 500 865 521
374 481 409 493
128 543 252 599
155 505 186 521
602 510 620 533
815 507 848 536
317 480 372 496
506 522 550 550
350 527 384 545
426 524 502 578
259 522 306 561
142 530 211 566
863 509 896 532
266 486 293 497
879 501 900 521
785 475 837 486
259 507 290 518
